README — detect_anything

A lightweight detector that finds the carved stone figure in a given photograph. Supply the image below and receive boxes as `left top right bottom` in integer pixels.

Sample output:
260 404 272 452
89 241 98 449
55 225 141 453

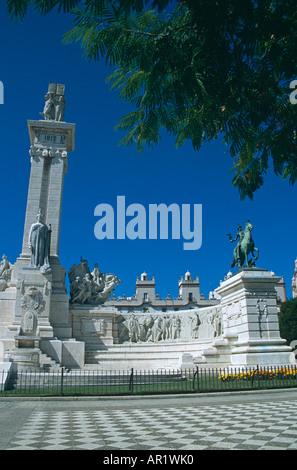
28 209 51 274
69 257 90 283
163 315 172 340
0 254 12 292
257 298 268 338
55 95 66 121
143 316 154 342
0 254 10 277
97 273 121 302
191 312 201 339
40 83 66 122
153 317 163 342
211 311 222 337
128 315 140 343
172 315 181 339
68 258 121 304
228 220 259 268
40 92 55 120
91 263 103 289
72 274 93 304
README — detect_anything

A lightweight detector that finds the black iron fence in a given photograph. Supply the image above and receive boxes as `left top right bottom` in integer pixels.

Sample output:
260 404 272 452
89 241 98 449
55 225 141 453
1 364 297 397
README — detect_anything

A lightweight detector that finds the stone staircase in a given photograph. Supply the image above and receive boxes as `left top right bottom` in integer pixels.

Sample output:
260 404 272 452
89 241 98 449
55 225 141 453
83 339 215 371
193 334 239 368
39 352 63 372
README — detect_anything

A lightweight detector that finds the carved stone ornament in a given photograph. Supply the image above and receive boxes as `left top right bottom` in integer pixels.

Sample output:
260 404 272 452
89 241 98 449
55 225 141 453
226 301 242 328
256 298 269 338
80 317 107 337
68 257 121 304
118 309 223 344
21 311 38 336
20 286 45 336
29 146 68 159
21 286 44 314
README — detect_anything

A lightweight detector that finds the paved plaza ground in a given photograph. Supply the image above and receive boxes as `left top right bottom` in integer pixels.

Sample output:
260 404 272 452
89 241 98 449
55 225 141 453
0 389 297 452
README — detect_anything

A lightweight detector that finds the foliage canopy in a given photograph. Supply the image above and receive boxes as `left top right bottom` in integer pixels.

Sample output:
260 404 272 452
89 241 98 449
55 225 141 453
6 0 297 199
279 298 297 346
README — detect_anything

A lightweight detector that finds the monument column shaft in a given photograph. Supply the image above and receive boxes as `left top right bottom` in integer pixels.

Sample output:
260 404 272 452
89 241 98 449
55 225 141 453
21 154 66 259
20 120 75 263
46 155 66 257
21 155 48 257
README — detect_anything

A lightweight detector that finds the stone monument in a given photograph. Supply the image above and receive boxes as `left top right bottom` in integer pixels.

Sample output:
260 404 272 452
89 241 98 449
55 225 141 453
0 87 295 372
5 83 84 369
213 222 294 367
215 268 294 367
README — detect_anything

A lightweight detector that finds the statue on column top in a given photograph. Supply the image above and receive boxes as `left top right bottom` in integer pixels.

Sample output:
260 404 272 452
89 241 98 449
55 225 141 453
40 83 66 122
227 220 259 268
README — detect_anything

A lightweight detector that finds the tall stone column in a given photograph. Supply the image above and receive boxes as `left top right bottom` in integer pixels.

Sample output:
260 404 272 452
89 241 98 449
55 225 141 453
10 84 76 348
20 119 75 261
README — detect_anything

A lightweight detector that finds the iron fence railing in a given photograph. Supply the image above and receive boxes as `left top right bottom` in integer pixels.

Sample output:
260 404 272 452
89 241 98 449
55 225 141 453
1 365 297 397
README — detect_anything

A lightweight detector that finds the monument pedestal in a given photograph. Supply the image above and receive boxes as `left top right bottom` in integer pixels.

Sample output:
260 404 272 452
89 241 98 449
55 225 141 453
9 267 53 341
215 268 294 367
9 348 40 371
70 305 120 347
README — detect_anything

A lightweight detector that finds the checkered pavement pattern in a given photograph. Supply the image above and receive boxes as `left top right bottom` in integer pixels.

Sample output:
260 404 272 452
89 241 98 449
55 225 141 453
7 400 297 450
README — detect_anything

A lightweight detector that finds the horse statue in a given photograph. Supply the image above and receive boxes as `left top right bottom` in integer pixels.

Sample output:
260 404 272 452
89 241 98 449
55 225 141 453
227 220 259 268
93 273 121 302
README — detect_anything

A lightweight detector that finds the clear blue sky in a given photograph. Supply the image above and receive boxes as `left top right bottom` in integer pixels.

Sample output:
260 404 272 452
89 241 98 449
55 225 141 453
0 4 296 300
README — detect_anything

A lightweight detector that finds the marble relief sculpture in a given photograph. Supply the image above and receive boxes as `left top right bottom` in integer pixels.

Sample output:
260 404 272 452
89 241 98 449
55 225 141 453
118 309 223 344
20 286 45 336
68 257 121 304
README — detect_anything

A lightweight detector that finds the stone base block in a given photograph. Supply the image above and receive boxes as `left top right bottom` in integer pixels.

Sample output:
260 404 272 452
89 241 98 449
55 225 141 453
15 335 40 349
62 340 85 369
41 338 85 369
9 348 40 371
180 353 196 369
231 339 295 367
